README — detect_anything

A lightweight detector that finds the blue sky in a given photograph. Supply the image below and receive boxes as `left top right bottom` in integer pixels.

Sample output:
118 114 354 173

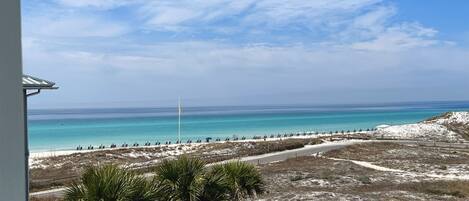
22 0 469 108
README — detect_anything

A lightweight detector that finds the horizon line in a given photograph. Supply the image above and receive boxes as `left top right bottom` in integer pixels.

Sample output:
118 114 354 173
28 99 469 111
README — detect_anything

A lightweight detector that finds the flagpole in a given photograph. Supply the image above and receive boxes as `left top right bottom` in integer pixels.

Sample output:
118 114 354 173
178 98 181 142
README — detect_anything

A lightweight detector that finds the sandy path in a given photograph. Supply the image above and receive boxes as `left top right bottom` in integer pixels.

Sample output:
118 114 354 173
328 157 469 180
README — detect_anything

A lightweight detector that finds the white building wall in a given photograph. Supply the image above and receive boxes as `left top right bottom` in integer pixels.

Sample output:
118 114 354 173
0 0 27 200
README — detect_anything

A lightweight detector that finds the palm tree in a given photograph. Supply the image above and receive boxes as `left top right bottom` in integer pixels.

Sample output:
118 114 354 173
211 161 265 200
129 177 167 201
154 155 206 201
64 165 163 201
66 157 265 201
198 170 230 201
153 156 231 201
155 156 265 201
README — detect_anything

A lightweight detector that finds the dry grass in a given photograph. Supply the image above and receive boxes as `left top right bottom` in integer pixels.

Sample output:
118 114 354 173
424 112 452 122
30 138 323 192
258 142 469 200
325 142 469 164
445 123 469 140
410 181 469 198
324 142 403 161
353 180 469 198
191 138 321 163
323 142 469 178
258 156 380 198
425 112 469 140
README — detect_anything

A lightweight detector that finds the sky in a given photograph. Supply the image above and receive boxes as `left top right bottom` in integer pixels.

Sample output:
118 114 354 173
22 0 469 108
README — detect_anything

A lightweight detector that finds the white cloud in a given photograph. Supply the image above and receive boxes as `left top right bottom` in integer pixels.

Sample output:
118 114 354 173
23 39 464 76
247 0 378 24
145 7 201 29
23 12 130 38
24 39 469 107
23 0 452 72
132 0 442 53
347 5 396 38
351 22 440 51
137 0 253 30
55 0 134 9
29 0 441 52
393 22 438 37
22 0 469 107
138 0 381 30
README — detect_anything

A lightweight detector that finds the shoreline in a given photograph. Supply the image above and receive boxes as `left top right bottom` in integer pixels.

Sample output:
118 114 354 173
29 131 371 159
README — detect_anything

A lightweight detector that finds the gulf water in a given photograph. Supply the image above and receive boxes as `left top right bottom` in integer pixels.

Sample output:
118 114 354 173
28 101 469 152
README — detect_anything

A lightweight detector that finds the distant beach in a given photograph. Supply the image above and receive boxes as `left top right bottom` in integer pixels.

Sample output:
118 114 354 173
28 101 469 152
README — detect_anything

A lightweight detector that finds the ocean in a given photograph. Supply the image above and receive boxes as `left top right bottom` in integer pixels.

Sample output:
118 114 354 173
28 101 469 152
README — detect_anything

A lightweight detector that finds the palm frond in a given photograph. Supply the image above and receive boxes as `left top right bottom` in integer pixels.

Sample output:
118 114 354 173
128 176 167 201
211 161 265 200
65 165 137 201
198 170 230 201
154 155 206 201
64 182 87 201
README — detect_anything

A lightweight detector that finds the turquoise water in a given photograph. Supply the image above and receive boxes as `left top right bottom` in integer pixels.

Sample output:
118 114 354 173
28 102 469 152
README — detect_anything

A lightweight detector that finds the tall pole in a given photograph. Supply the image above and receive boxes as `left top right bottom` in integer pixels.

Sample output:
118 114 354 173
178 98 181 142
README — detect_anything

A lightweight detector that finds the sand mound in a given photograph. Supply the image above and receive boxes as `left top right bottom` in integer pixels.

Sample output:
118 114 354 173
375 111 469 142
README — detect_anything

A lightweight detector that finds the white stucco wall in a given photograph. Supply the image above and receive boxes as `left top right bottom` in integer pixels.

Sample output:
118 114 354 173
0 0 27 200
